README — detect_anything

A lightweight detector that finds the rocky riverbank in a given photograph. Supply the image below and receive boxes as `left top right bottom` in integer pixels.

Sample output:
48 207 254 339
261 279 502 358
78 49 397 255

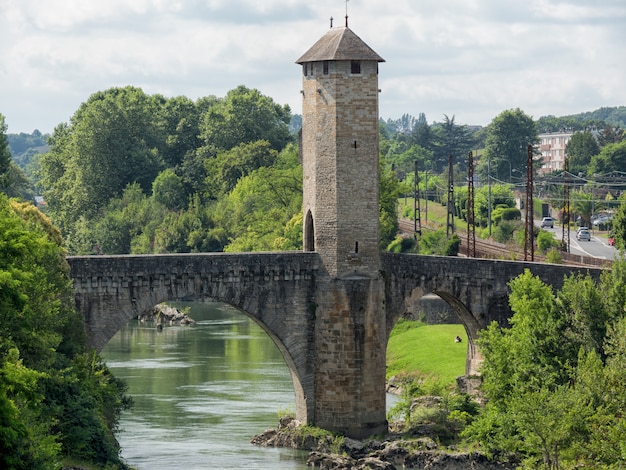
251 416 515 470
136 303 195 326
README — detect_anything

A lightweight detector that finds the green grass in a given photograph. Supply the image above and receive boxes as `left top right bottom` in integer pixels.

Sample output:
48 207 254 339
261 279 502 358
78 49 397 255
387 319 468 385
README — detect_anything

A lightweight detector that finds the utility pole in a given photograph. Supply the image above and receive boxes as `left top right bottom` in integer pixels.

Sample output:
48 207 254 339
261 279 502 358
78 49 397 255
467 151 476 257
488 156 492 237
524 144 534 261
414 160 421 237
446 155 455 238
562 157 570 253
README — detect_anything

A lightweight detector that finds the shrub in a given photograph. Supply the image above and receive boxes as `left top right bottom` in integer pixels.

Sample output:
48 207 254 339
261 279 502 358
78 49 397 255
387 235 417 253
546 248 563 264
537 230 559 253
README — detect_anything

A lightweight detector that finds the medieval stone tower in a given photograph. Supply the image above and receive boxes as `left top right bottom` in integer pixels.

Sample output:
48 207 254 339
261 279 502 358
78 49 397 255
297 22 388 438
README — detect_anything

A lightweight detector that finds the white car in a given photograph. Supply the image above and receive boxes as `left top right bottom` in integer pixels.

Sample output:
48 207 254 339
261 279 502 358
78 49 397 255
577 229 591 241
593 216 611 226
541 217 554 228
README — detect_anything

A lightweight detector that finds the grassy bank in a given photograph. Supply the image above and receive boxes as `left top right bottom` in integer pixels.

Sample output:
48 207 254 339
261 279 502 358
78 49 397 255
387 319 468 386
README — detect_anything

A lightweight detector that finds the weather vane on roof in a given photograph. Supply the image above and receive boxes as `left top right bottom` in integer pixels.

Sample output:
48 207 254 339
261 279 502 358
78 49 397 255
345 0 350 27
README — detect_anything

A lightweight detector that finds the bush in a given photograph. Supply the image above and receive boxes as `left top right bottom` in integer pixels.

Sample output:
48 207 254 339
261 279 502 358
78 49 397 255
419 229 460 256
546 248 563 264
492 221 516 243
387 235 417 253
537 230 559 252
492 206 521 224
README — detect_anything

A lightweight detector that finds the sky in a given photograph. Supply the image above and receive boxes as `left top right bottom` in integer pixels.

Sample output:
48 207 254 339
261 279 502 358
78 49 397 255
1 0 624 134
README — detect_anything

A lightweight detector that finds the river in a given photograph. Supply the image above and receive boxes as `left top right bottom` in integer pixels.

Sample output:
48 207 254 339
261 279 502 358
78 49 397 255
102 301 310 469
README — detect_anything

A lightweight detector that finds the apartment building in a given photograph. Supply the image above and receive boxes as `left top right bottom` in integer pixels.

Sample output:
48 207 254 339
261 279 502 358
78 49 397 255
538 130 573 175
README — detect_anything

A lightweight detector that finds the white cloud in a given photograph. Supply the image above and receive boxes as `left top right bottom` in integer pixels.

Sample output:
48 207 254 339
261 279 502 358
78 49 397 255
0 0 624 133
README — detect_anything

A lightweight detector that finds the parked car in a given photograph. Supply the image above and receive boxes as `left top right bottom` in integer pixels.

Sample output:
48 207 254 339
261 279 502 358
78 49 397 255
541 217 554 228
577 229 591 241
593 216 611 226
608 237 616 246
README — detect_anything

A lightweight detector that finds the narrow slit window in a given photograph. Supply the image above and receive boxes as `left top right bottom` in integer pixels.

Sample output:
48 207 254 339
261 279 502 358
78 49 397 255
354 241 359 253
303 63 308 76
323 61 329 75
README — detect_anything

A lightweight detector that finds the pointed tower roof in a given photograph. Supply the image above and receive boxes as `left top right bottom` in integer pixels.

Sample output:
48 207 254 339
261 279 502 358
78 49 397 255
296 26 385 64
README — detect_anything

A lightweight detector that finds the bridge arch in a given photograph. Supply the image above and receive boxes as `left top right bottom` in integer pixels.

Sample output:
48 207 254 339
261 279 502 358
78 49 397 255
69 253 320 425
386 283 484 376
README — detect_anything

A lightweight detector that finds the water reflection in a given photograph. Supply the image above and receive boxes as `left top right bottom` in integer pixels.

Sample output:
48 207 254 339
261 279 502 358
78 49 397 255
102 301 309 469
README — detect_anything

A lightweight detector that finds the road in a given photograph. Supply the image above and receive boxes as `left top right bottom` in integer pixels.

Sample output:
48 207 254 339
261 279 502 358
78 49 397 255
542 226 618 260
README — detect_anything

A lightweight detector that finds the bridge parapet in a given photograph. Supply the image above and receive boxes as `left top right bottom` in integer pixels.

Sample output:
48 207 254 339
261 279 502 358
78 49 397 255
68 252 321 350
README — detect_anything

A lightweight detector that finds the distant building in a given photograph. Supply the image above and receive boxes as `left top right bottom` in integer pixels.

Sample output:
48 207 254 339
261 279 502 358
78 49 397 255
538 130 573 175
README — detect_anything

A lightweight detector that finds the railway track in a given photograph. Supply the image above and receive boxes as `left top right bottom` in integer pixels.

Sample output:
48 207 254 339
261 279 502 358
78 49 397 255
397 218 612 267
398 219 542 262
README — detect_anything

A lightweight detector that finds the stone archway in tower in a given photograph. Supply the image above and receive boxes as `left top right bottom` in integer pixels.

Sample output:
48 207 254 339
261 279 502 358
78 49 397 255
304 210 315 252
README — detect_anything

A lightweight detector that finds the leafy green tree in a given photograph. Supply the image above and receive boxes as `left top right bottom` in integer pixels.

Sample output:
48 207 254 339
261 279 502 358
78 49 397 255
0 114 11 180
384 141 432 178
216 143 302 252
588 140 626 175
597 125 625 147
157 95 204 168
379 160 403 249
152 168 186 210
475 184 515 227
565 131 600 175
479 109 537 182
0 194 130 468
0 348 59 470
610 194 626 249
572 190 594 227
464 264 626 467
431 114 475 173
39 87 167 234
205 140 278 198
199 85 292 152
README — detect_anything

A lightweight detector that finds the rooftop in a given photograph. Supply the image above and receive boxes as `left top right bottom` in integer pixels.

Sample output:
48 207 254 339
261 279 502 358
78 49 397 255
296 26 384 64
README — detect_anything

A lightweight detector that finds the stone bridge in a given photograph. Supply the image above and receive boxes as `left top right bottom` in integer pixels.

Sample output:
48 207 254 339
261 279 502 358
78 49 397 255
66 22 607 440
68 251 603 437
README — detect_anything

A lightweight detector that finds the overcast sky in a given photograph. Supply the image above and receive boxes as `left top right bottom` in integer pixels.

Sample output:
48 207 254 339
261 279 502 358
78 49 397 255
1 0 624 134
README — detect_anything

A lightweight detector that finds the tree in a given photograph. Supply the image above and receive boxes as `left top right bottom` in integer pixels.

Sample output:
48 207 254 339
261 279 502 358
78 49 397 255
39 87 165 234
379 160 403 250
0 194 130 468
464 263 626 467
0 114 11 177
431 114 474 173
479 108 538 182
565 131 600 175
199 85 292 152
588 140 626 175
157 95 204 168
152 168 186 210
216 144 302 252
609 193 626 250
597 125 625 147
475 184 515 227
205 140 278 198
572 190 594 227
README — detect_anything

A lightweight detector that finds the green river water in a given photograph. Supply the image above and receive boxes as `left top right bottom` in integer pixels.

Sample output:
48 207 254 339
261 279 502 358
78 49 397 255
102 301 310 469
